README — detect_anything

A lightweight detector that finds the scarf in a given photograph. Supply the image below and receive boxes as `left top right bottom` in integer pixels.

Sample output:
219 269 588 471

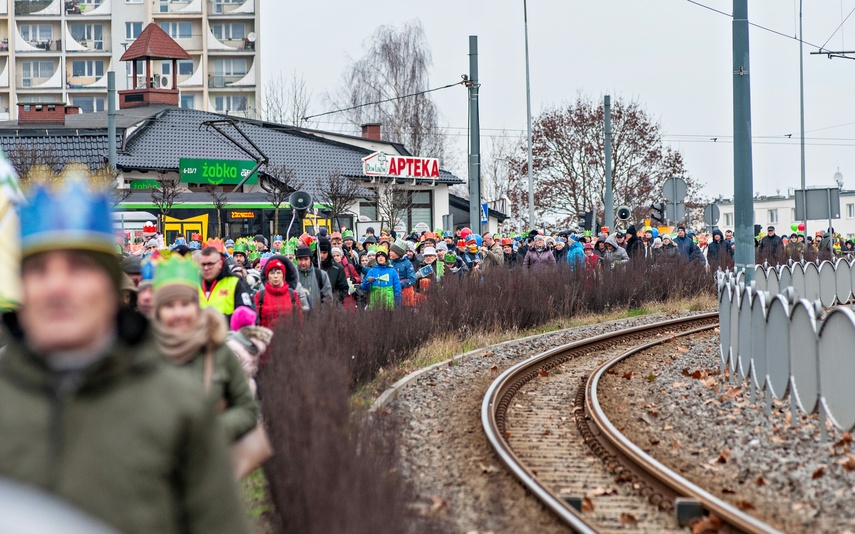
152 307 226 364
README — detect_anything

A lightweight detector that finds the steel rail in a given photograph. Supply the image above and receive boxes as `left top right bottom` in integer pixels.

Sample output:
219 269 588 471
586 323 782 534
481 313 717 533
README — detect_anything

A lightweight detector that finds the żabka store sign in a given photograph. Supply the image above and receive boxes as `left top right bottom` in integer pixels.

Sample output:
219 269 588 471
362 151 440 179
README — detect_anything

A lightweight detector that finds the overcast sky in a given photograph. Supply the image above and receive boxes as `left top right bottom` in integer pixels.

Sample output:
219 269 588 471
262 1 855 201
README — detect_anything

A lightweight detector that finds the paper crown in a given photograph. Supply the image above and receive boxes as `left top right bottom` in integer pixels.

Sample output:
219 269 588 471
204 238 225 254
142 222 157 235
20 180 115 257
153 255 201 291
272 235 283 243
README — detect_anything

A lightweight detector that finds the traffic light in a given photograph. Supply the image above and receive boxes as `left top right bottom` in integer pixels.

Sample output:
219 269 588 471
650 202 665 223
577 210 594 231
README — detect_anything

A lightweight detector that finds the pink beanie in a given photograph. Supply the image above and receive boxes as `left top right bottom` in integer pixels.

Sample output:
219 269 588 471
230 305 257 331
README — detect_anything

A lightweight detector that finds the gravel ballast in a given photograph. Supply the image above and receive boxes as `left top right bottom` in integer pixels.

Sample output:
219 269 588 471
598 330 855 533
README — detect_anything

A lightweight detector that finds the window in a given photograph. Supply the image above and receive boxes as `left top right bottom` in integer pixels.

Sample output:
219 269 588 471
848 203 854 218
22 61 55 86
70 24 103 49
20 24 53 42
161 62 171 75
725 213 734 227
214 95 248 112
361 190 433 230
71 60 104 77
126 22 142 40
360 201 377 221
212 23 245 40
768 209 778 224
177 60 194 75
71 96 106 113
180 95 194 109
20 95 56 103
159 22 192 39
212 59 246 76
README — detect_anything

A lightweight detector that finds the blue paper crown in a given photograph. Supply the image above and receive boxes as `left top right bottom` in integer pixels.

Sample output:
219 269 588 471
20 180 115 257
272 235 283 243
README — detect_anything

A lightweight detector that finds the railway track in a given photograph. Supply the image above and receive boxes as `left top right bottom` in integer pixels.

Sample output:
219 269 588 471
482 313 781 533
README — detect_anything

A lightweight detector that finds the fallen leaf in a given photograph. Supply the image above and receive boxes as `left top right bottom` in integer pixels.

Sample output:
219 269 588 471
623 371 633 380
691 370 703 379
645 373 656 382
648 410 659 418
538 369 549 377
490 365 498 371
479 462 497 474
429 496 449 513
619 512 638 525
715 448 731 464
682 368 691 376
672 381 690 388
691 514 722 534
722 487 736 494
676 345 689 352
736 500 756 511
726 387 742 399
607 368 618 375
837 454 855 473
484 350 494 357
812 467 825 479
581 497 595 512
505 431 511 439
543 429 552 436
756 476 767 486
649 438 661 446
701 378 717 387
672 439 682 450
586 487 617 497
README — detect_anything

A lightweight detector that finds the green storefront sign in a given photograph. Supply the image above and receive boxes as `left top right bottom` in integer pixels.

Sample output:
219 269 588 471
179 158 259 186
130 179 161 189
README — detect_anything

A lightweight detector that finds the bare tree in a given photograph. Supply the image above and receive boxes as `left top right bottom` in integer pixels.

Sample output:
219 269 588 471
205 184 228 238
260 163 295 237
374 182 414 234
317 170 365 231
150 172 182 233
329 20 446 159
5 144 61 190
262 71 312 126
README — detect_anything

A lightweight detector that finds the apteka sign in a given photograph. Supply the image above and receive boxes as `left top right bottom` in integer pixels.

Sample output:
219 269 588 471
362 151 440 179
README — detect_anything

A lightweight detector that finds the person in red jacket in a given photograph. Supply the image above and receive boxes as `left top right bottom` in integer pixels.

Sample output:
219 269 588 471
254 258 303 329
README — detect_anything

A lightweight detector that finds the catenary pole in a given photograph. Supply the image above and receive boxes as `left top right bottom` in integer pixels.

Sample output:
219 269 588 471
799 0 808 239
604 95 613 230
524 0 535 231
468 36 481 233
108 72 116 171
733 0 755 283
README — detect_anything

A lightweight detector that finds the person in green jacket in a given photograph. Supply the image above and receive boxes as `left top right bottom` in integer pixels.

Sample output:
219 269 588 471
0 180 251 534
151 254 259 444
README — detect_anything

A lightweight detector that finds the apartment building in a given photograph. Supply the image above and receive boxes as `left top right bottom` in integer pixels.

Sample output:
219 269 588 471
1 0 259 119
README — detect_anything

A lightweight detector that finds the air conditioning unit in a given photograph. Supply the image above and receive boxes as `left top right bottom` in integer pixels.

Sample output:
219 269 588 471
135 75 146 89
158 74 171 89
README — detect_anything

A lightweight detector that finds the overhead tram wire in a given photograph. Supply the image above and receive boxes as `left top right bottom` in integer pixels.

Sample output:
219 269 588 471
300 80 466 123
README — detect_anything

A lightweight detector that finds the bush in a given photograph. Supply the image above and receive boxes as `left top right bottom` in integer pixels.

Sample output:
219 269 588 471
259 258 714 532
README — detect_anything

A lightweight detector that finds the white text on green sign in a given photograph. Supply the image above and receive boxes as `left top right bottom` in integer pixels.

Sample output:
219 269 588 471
179 158 259 185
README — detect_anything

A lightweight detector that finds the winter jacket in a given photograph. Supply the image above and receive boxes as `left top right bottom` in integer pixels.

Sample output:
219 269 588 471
503 252 518 269
759 233 785 258
361 263 402 309
321 256 350 304
0 310 251 534
481 242 504 270
630 239 655 261
297 264 333 309
200 261 255 323
523 246 557 273
565 240 585 270
673 234 706 263
390 256 417 289
601 235 630 266
553 245 569 264
584 252 601 270
443 256 470 279
657 241 679 260
255 281 306 328
706 230 733 264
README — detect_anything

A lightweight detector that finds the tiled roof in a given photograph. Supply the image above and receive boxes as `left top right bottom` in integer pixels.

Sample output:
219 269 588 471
0 133 117 172
116 108 462 198
120 23 191 61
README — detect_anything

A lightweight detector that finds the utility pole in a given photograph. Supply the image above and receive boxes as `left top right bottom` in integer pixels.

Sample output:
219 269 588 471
799 0 808 239
523 0 535 231
108 72 116 170
733 0 755 283
468 36 482 233
604 95 613 230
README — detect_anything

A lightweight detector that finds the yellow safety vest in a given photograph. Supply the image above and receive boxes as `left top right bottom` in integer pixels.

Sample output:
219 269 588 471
200 276 240 316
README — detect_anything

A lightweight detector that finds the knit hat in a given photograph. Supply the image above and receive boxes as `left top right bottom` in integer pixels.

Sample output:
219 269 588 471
653 237 662 246
390 240 407 257
318 237 332 253
230 306 257 331
423 247 437 256
331 247 343 256
583 243 594 250
295 245 312 259
121 255 142 275
626 225 637 236
436 242 448 253
145 238 159 249
264 258 286 278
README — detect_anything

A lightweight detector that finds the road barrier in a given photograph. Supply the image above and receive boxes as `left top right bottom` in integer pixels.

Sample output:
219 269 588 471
718 259 855 435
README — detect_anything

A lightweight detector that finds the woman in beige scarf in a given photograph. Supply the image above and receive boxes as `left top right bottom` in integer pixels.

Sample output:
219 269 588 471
150 256 258 443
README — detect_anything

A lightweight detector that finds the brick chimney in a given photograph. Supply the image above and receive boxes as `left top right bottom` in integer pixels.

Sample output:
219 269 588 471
17 103 80 124
361 123 381 141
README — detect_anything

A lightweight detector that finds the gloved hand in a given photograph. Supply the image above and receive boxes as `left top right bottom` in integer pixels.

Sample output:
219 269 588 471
366 276 376 284
415 271 423 279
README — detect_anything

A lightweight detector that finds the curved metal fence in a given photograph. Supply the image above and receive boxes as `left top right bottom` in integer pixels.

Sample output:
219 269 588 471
718 259 855 434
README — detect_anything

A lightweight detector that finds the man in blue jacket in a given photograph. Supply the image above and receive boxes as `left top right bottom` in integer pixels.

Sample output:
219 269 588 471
673 226 706 264
565 234 585 270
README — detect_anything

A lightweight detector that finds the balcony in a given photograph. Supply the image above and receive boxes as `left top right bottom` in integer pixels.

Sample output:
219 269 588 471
65 0 111 16
64 26 110 53
15 0 60 16
209 0 254 16
153 0 201 15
